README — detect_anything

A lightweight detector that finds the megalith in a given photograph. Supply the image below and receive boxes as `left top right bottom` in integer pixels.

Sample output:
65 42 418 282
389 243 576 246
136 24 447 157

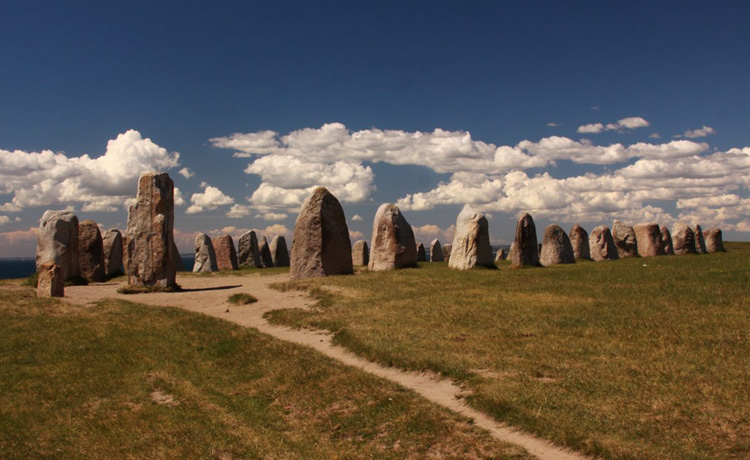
36 210 80 281
430 239 444 262
238 231 262 268
102 229 123 278
495 249 506 262
540 225 575 266
78 220 105 282
511 213 540 267
589 225 619 261
612 220 638 258
170 240 184 272
569 224 590 260
37 261 64 298
660 226 674 255
671 223 696 255
704 228 723 253
352 240 369 266
442 244 453 263
258 236 274 268
193 233 218 272
213 235 239 270
694 225 707 254
270 235 290 267
634 223 663 257
369 203 418 271
449 207 494 270
416 243 426 262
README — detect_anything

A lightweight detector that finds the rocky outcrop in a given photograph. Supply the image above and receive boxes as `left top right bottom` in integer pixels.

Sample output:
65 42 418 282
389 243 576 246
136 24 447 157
634 223 663 258
290 187 353 279
589 226 619 261
78 220 105 282
511 213 540 267
540 225 575 266
270 235 290 267
213 235 239 270
660 226 674 255
569 224 590 260
430 239 444 262
671 223 696 255
449 207 494 270
37 262 64 298
352 240 369 266
369 203 418 271
193 233 218 272
442 244 452 263
125 173 177 288
612 220 638 258
102 229 123 278
416 243 426 262
704 228 723 253
694 225 707 254
258 236 275 268
36 210 80 281
238 231 261 268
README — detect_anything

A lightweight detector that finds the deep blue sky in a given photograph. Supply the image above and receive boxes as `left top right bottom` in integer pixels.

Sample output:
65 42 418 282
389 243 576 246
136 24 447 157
2 1 750 256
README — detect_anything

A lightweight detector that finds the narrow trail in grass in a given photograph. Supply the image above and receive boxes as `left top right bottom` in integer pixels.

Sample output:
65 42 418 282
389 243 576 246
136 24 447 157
64 273 588 460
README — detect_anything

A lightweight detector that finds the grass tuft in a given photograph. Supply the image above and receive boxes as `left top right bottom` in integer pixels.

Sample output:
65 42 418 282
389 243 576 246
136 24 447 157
117 284 182 294
227 293 258 305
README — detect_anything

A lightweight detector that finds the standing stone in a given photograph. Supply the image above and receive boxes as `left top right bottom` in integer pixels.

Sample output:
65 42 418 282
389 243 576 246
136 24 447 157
416 243 426 262
634 223 664 258
193 233 218 272
36 210 80 281
443 244 453 263
671 223 696 255
449 207 494 270
102 229 124 278
238 231 262 268
694 225 707 254
126 172 176 288
495 249 506 262
430 239 444 262
258 236 275 268
170 239 184 272
589 225 619 261
78 220 105 282
270 235 290 267
540 225 575 266
36 262 64 298
569 224 591 260
612 220 638 258
369 203 418 271
508 242 516 262
704 228 723 253
511 213 540 267
289 187 353 279
352 240 369 266
213 235 239 270
660 226 675 255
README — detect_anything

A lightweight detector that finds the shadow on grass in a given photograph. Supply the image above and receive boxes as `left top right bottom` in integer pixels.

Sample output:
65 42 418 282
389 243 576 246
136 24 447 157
180 285 242 293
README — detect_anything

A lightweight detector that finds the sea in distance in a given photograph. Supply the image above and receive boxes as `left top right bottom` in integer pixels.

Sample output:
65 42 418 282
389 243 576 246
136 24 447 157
0 255 197 280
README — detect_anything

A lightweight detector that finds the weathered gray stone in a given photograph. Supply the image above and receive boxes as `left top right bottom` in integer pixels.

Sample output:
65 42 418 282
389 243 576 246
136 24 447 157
258 236 275 268
540 225 575 266
634 223 663 258
416 243 426 262
102 229 123 278
694 225 707 254
660 226 674 255
589 225 619 261
352 240 369 266
671 222 696 255
508 242 516 262
442 244 452 263
495 249 506 262
213 235 239 270
369 203 418 271
704 228 723 253
193 233 218 272
511 213 540 267
290 187 353 279
449 207 494 270
569 224 590 260
170 240 184 272
238 231 262 268
430 239 444 262
36 210 80 281
126 173 177 288
612 220 638 258
78 220 105 282
270 235 290 267
37 261 64 298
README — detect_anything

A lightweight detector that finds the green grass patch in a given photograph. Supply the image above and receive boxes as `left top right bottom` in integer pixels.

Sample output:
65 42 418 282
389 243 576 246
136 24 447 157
0 283 530 460
117 284 182 294
267 242 750 460
228 293 258 305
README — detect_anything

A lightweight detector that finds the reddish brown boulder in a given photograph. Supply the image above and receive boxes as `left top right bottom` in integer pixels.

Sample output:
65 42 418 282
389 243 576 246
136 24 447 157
352 240 369 266
694 225 707 254
78 220 105 282
430 239 444 262
37 261 64 298
511 213 540 267
569 224 590 260
612 220 638 258
213 235 239 270
704 228 723 253
671 223 696 255
660 226 674 255
258 236 274 268
102 229 124 278
270 235 290 267
634 223 663 257
369 203 418 271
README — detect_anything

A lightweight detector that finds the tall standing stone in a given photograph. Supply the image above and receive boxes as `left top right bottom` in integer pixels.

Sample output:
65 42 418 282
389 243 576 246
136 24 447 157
258 236 275 268
126 173 176 288
78 220 105 282
290 187 353 279
449 207 494 270
495 249 506 262
193 233 218 272
416 243 426 262
270 235 290 267
170 240 184 272
213 235 239 270
511 213 540 267
671 223 696 255
612 220 638 258
634 223 664 258
36 210 80 281
660 226 674 255
540 225 575 266
238 231 262 268
369 203 418 271
352 240 369 266
589 225 619 261
442 244 452 263
704 228 723 253
36 262 64 298
569 224 591 260
430 239 444 262
102 229 124 278
694 225 707 254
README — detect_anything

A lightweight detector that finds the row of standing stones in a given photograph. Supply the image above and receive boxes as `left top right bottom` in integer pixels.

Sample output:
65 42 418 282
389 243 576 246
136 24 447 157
35 173 726 296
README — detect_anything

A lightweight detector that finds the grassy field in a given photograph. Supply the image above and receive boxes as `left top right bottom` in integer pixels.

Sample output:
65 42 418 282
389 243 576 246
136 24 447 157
267 242 750 460
0 284 531 460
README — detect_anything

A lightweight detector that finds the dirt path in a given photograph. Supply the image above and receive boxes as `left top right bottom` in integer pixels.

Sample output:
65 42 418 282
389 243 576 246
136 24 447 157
64 273 589 460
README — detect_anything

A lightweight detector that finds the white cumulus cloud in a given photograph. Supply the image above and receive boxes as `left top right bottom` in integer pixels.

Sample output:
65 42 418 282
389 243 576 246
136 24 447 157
682 125 715 138
577 116 649 134
186 184 235 214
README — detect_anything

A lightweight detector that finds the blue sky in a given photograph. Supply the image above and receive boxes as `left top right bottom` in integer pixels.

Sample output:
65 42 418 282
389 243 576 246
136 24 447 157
2 1 750 256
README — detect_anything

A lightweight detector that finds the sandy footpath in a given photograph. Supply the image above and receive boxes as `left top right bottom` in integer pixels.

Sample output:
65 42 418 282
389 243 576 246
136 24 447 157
63 273 588 460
